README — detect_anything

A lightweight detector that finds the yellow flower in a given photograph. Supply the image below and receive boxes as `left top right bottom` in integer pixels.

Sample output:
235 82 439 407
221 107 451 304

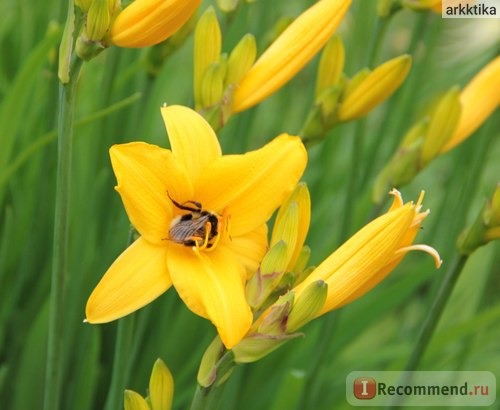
85 105 307 348
111 0 201 48
232 0 351 113
293 189 441 315
440 56 500 153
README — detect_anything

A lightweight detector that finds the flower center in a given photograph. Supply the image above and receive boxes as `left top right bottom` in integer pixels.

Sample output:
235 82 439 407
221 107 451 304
168 194 223 251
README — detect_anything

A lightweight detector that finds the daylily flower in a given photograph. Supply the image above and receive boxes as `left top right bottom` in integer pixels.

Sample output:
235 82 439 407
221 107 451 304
111 0 201 48
294 189 442 314
85 105 307 348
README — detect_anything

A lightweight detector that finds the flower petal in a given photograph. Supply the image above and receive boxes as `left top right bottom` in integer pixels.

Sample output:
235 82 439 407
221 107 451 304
161 105 222 182
86 237 171 323
167 244 252 348
110 142 193 245
226 224 268 277
195 134 307 236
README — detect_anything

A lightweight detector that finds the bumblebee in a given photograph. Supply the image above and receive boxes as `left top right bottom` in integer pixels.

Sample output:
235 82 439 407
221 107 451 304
168 193 220 249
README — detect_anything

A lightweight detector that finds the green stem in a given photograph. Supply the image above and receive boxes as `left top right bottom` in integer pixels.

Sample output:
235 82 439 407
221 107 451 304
104 227 138 410
404 253 468 371
43 57 83 410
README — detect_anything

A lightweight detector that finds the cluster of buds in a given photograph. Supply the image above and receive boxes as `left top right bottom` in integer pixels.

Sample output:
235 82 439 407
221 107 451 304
197 185 441 386
373 56 500 203
301 35 412 142
458 184 500 255
193 0 352 129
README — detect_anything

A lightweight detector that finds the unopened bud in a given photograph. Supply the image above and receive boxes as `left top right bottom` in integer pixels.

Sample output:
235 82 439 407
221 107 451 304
194 7 221 108
421 87 461 165
86 0 111 41
123 390 149 410
316 35 345 99
200 59 227 108
338 55 412 121
287 280 327 332
149 359 174 410
217 0 239 13
258 292 294 335
226 34 257 86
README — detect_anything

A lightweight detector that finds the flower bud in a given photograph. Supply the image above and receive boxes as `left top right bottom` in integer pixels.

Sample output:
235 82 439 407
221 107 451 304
200 59 227 108
315 35 345 99
86 0 111 41
338 55 412 121
421 87 461 164
149 359 174 410
287 280 327 332
124 390 149 410
226 34 257 86
217 0 239 13
194 7 221 108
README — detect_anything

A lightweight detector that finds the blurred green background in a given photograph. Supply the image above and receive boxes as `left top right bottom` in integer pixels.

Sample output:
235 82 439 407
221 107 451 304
0 0 499 409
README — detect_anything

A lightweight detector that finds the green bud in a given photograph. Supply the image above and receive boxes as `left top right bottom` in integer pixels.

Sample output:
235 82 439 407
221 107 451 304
291 245 311 276
246 241 289 309
316 36 344 99
194 7 221 108
287 280 327 332
421 87 461 165
258 292 294 335
226 34 257 86
75 0 93 12
200 59 227 108
86 0 111 41
197 336 226 387
232 332 301 363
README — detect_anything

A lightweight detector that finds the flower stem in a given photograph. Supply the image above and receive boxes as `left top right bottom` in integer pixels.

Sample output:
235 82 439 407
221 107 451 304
104 227 138 410
43 56 83 410
404 253 468 371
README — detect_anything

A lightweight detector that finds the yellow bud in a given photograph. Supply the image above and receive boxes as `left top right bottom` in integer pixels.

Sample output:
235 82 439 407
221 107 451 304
441 56 500 153
149 359 174 410
338 54 412 121
226 34 257 86
421 87 461 164
111 0 201 48
194 7 221 108
287 280 327 332
124 390 149 410
340 68 371 101
316 35 345 99
86 0 111 41
200 60 227 108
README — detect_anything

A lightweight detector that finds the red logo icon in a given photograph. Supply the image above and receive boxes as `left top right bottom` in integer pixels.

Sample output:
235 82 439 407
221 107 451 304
353 377 376 399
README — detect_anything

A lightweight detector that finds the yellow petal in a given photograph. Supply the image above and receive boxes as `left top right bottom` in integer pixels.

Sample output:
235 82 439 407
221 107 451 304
161 105 222 182
441 56 500 153
149 359 174 410
226 224 268 277
110 142 193 245
86 237 171 323
111 0 201 48
195 134 307 236
167 245 252 348
232 0 351 113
